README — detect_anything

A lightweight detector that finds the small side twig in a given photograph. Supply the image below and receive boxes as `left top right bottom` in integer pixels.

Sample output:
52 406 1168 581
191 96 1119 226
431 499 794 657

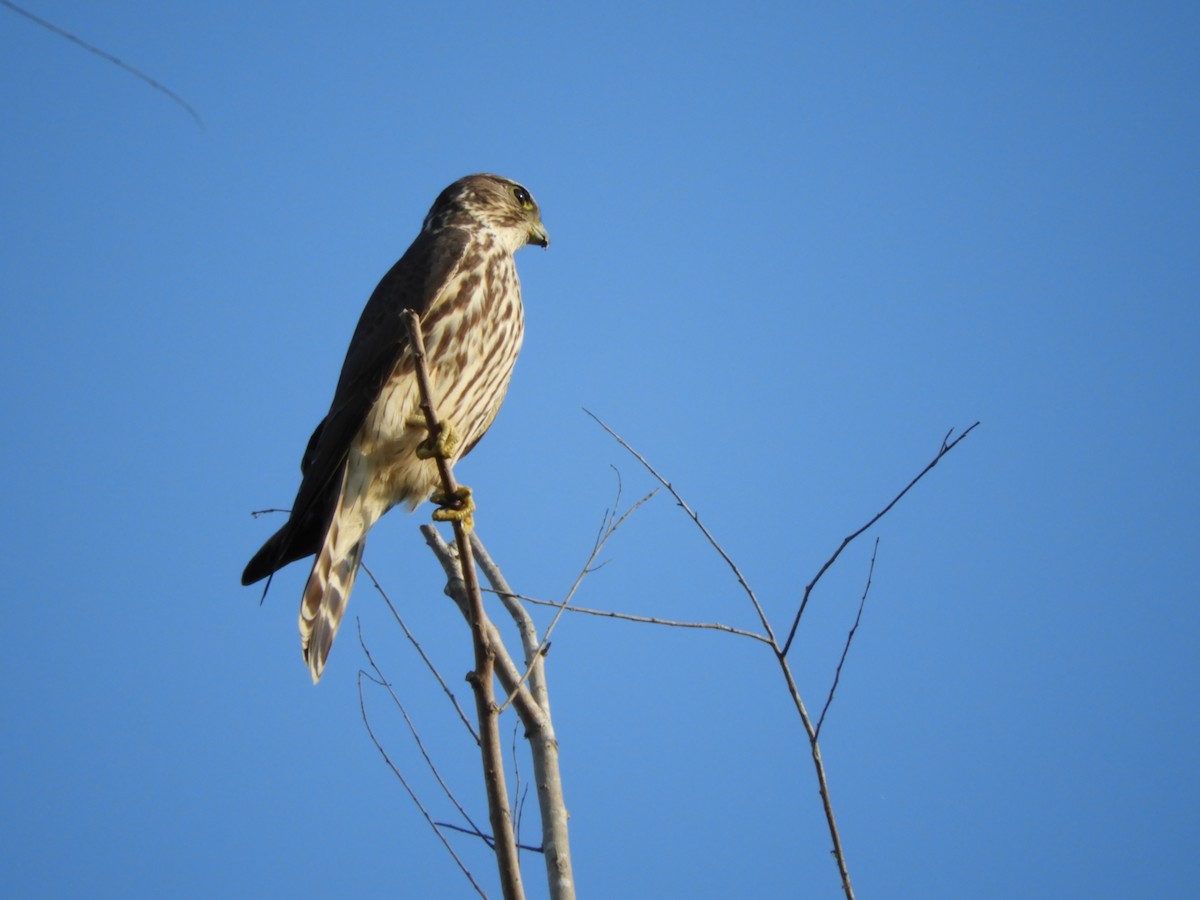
815 538 879 741
435 821 544 854
357 621 489 849
360 561 478 742
357 659 487 898
498 485 657 714
504 592 774 645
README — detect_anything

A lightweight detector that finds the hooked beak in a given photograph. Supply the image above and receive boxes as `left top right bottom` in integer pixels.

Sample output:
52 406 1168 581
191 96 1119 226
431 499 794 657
528 221 550 249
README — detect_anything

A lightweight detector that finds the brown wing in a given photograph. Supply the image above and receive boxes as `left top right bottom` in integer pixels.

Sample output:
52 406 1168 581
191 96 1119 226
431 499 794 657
242 225 470 585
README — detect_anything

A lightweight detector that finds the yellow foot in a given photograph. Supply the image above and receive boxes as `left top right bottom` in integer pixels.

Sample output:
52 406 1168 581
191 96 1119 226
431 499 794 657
431 485 475 533
408 415 461 460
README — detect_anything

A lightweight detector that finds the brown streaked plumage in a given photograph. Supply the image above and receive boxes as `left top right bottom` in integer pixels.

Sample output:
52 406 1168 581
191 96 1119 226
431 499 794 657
242 174 549 683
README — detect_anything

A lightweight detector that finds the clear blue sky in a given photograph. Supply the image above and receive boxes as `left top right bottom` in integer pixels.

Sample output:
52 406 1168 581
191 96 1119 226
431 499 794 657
2 3 1197 897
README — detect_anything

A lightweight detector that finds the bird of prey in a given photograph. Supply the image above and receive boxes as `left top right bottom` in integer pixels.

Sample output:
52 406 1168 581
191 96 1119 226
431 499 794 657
242 174 549 683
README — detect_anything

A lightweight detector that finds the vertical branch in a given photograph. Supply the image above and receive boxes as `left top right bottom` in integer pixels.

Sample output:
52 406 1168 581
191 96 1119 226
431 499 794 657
419 525 578 900
775 660 854 899
404 311 525 900
473 535 576 900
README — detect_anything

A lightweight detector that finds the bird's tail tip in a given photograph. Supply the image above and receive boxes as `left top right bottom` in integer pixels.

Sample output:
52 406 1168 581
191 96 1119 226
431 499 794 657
298 533 364 685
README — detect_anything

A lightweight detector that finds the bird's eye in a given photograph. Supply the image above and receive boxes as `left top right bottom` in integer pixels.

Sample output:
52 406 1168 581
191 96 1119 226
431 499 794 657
512 186 534 210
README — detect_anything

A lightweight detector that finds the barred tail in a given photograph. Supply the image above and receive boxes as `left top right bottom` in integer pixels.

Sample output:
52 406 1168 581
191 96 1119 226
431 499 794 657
299 510 364 684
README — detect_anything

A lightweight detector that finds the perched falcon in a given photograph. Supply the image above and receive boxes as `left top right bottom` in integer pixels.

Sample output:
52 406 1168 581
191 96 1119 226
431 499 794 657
243 174 549 683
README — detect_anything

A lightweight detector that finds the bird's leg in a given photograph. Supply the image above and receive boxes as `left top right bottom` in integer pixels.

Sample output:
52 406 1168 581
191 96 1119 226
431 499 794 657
407 416 474 529
407 415 461 461
431 485 475 533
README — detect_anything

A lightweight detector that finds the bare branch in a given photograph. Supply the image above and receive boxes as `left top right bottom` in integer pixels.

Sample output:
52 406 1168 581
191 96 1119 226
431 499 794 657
357 621 490 848
1 0 205 129
498 485 657 713
471 538 549 708
435 821 544 854
419 527 543 722
815 538 879 741
584 409 777 644
589 411 861 898
405 311 524 900
781 422 979 656
505 592 774 645
357 664 487 898
470 533 576 900
360 561 478 743
776 661 854 899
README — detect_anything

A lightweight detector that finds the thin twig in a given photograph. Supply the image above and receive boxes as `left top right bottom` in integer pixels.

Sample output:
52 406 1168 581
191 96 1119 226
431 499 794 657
511 724 525 865
781 422 979 656
361 561 478 742
498 487 657 713
590 413 858 897
435 821 544 854
503 592 773 645
583 409 778 645
357 666 487 899
358 621 490 847
816 538 879 741
1 0 205 129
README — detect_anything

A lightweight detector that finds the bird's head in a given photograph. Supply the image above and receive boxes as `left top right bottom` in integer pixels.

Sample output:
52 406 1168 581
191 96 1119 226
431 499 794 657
424 174 550 252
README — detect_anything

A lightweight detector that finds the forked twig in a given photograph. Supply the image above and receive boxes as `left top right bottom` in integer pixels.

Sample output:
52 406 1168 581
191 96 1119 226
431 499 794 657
357 621 489 849
435 821 544 854
497 486 657 714
589 409 979 900
360 561 478 742
423 528 576 899
816 538 879 740
583 409 777 645
357 661 486 898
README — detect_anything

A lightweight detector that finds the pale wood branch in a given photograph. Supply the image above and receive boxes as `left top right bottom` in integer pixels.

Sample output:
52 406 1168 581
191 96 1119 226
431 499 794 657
421 528 576 900
472 535 575 900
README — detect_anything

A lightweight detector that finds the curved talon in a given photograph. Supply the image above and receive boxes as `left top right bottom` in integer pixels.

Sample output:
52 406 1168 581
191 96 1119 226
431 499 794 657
431 485 475 533
407 415 461 460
